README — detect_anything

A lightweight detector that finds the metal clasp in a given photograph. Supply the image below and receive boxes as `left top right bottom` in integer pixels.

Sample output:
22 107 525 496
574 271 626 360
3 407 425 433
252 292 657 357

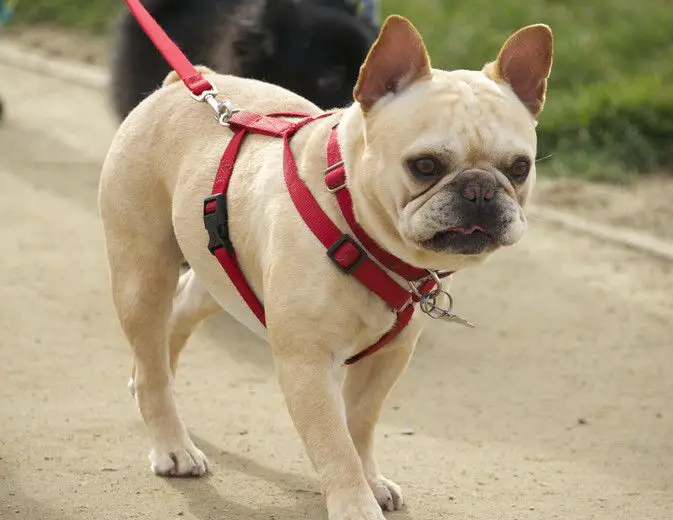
409 271 475 328
408 270 443 300
189 85 219 102
326 180 347 193
324 161 346 193
324 160 344 174
190 85 241 126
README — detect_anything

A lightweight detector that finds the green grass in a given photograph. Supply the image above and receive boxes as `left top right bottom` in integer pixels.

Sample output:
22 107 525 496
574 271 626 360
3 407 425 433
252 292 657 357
10 0 673 182
11 0 119 32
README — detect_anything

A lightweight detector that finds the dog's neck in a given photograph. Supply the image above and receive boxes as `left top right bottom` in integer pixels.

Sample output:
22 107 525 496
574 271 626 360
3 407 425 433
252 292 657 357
334 105 427 272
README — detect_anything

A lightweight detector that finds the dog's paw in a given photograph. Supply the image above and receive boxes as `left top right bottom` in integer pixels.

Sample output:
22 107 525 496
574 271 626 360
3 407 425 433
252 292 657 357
328 504 386 520
368 475 404 511
149 441 209 477
327 492 386 520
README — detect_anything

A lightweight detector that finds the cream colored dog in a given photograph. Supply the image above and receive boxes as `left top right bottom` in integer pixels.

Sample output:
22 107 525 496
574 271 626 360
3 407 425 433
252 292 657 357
99 15 553 520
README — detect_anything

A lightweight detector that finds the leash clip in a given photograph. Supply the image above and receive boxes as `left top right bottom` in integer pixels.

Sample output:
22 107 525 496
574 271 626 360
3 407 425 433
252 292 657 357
190 86 241 126
189 85 219 102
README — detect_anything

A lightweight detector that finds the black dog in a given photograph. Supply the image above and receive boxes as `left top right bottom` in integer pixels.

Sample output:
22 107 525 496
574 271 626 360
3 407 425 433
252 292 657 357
110 0 379 120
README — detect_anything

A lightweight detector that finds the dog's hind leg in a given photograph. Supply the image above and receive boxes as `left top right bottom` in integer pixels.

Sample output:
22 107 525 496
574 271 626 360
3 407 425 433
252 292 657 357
342 334 417 511
168 268 221 377
100 185 208 477
127 268 221 396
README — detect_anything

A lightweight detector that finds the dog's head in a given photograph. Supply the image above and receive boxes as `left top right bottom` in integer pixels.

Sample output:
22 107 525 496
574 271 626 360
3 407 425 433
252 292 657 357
256 0 378 109
344 16 553 271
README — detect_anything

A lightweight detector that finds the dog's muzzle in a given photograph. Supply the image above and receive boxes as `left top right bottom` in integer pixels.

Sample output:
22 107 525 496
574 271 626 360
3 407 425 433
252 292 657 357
423 169 521 255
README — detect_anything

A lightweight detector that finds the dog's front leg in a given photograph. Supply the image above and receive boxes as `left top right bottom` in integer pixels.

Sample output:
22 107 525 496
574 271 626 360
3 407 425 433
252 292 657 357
272 341 386 520
343 333 418 512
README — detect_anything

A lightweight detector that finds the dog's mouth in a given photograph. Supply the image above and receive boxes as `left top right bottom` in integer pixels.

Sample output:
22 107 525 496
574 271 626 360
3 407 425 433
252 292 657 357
423 225 496 255
444 225 485 235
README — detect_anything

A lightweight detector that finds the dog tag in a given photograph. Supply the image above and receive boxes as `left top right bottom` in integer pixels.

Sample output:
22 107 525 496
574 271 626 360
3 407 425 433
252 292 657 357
415 279 476 329
438 312 476 329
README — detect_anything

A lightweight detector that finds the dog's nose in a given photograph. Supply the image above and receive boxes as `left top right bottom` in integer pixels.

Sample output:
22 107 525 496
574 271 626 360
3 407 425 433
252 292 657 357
456 169 496 209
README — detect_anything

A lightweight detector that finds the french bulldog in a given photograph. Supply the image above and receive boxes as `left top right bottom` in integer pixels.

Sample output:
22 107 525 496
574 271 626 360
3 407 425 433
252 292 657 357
98 15 553 520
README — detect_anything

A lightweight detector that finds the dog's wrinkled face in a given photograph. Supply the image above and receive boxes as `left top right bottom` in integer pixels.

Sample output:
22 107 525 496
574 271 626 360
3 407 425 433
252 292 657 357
384 69 537 258
347 17 553 270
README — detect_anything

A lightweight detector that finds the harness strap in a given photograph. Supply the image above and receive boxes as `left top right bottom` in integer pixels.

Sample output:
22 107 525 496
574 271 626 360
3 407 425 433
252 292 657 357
282 132 413 312
345 304 415 365
204 128 266 325
283 133 418 363
204 111 438 364
124 0 214 98
229 111 303 136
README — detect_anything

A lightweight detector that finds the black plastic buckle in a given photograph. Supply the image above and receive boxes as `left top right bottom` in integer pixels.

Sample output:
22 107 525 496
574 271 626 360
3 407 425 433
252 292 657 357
203 193 233 254
326 234 367 275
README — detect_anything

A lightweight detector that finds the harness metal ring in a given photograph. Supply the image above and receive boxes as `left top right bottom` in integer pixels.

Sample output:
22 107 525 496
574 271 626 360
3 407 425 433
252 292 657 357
217 101 242 126
409 269 444 300
418 286 455 319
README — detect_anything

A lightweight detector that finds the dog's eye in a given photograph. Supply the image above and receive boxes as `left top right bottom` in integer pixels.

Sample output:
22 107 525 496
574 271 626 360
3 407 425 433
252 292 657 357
408 157 443 179
508 157 531 180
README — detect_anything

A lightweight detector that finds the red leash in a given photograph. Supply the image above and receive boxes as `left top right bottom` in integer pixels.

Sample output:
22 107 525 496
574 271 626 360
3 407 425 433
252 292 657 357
124 0 459 365
124 0 215 99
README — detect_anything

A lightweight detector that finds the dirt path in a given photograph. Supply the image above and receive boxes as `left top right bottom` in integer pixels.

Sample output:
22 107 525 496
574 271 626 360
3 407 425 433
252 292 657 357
1 60 672 520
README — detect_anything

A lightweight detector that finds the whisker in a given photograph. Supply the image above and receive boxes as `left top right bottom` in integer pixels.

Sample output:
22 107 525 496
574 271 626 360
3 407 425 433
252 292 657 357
535 153 554 163
524 213 553 229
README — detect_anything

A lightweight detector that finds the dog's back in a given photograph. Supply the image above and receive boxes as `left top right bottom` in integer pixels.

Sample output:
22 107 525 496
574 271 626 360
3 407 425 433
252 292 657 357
110 0 378 121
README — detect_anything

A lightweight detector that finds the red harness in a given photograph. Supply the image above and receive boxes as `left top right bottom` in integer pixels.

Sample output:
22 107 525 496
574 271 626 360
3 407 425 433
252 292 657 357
125 0 453 365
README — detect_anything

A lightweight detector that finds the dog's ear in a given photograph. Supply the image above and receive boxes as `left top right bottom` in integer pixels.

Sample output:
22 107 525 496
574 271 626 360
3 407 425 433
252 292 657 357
353 15 431 112
483 24 553 118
